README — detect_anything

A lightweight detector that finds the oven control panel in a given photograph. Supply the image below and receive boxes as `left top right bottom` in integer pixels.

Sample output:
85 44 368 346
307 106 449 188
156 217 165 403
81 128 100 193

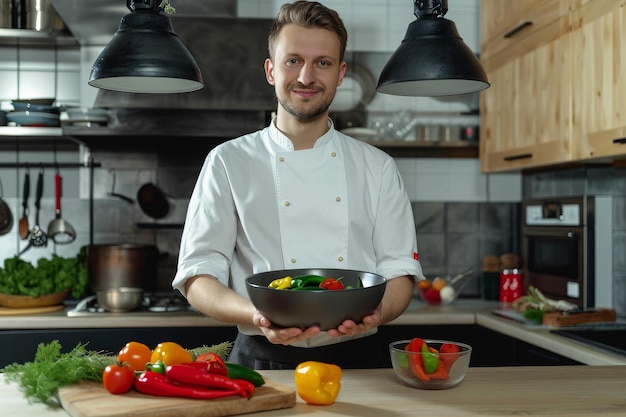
525 203 581 226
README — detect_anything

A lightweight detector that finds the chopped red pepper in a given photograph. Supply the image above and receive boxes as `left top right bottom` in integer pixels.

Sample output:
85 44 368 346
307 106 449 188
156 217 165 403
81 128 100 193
439 343 461 372
194 352 228 376
406 338 430 382
319 277 345 290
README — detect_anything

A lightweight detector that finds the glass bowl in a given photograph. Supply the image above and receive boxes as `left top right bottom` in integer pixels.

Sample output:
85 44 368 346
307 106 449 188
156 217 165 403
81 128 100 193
389 339 472 390
416 269 473 305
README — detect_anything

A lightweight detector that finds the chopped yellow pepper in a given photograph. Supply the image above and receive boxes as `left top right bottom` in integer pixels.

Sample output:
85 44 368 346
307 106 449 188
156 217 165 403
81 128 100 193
294 361 342 405
268 276 292 290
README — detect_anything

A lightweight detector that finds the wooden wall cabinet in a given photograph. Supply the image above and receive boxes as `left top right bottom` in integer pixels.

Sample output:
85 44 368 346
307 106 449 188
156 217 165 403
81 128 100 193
481 0 626 172
480 1 573 173
572 0 626 161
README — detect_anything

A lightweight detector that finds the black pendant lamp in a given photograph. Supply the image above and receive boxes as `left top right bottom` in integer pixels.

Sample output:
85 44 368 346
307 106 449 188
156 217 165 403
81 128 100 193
377 0 489 97
89 0 204 94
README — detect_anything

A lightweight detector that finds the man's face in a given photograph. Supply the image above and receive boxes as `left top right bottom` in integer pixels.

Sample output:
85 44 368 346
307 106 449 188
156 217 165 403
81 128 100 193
265 24 346 121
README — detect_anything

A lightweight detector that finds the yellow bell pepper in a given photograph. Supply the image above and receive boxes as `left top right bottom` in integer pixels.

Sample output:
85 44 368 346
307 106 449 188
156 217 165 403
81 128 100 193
268 276 292 290
150 342 193 366
294 361 342 405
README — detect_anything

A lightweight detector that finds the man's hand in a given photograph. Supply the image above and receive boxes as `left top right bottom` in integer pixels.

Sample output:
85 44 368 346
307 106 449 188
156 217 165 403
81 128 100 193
326 304 383 337
254 311 322 345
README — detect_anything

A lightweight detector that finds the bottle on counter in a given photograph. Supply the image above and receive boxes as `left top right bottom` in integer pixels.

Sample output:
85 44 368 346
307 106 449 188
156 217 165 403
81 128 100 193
499 253 522 304
482 255 501 301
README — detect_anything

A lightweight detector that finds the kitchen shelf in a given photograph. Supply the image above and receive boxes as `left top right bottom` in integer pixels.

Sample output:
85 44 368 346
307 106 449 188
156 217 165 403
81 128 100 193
0 28 77 46
0 126 63 136
0 127 79 151
368 140 479 158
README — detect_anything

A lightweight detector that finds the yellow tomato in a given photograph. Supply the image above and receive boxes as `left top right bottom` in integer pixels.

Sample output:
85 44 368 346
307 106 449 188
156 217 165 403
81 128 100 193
150 342 193 366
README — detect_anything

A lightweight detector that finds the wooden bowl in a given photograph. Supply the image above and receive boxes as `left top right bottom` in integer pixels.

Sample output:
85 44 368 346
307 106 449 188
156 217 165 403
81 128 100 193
0 288 70 308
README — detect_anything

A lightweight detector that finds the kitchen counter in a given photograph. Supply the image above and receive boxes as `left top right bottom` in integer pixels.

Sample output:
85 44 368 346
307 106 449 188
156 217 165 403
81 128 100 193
4 366 626 416
1 299 625 366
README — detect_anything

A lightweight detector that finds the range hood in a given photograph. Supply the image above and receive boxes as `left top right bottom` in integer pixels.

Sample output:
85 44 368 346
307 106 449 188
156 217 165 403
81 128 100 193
51 0 276 150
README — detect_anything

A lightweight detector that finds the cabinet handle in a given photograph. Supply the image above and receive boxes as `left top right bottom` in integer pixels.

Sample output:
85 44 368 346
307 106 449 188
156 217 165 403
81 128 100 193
503 153 532 161
503 21 533 38
612 137 626 144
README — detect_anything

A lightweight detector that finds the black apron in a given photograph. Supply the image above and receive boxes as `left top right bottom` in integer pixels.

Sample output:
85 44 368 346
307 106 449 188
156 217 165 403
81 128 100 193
228 332 387 370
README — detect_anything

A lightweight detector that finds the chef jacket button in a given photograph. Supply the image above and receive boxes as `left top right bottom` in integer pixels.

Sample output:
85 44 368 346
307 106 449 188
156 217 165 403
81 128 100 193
338 256 344 262
331 152 337 157
336 197 341 202
290 258 296 264
284 201 291 207
279 157 285 162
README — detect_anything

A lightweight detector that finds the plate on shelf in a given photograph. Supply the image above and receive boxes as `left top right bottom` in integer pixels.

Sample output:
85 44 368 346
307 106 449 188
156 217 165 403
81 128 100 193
6 111 61 127
11 101 60 113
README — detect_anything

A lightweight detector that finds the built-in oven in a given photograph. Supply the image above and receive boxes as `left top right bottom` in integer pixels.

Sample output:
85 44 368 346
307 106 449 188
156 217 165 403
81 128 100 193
522 196 612 309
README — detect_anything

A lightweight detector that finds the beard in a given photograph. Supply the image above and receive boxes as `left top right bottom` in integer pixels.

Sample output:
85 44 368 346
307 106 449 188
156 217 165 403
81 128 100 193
277 83 335 121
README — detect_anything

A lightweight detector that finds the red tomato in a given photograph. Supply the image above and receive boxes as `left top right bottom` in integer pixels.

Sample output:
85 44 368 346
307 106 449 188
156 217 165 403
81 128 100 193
102 363 135 394
117 341 152 372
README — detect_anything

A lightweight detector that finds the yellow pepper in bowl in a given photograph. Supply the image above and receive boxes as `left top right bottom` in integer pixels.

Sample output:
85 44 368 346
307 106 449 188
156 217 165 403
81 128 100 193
294 361 342 405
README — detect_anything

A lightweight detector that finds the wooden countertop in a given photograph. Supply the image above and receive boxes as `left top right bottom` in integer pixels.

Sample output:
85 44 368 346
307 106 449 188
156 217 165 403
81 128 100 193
1 299 625 366
4 366 626 416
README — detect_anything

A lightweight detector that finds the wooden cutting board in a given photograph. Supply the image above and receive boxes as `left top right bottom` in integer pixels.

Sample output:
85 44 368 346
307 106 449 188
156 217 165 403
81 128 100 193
58 378 296 417
542 308 617 326
0 304 64 316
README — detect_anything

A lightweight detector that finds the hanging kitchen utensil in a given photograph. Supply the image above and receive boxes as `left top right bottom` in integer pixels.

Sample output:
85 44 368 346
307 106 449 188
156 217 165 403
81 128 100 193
19 167 47 255
47 170 76 244
18 168 29 240
137 182 169 219
0 176 13 236
108 169 134 203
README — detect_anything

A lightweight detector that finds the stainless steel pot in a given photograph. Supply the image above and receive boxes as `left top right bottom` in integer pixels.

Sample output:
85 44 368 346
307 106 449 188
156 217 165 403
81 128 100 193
86 244 160 292
96 287 144 312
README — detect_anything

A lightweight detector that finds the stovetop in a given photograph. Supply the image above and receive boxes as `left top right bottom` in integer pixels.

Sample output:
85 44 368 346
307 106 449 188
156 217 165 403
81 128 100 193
550 323 626 357
67 292 193 317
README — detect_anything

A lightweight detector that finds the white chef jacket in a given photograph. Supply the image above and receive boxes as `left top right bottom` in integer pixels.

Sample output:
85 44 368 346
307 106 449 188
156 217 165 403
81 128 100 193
173 118 424 347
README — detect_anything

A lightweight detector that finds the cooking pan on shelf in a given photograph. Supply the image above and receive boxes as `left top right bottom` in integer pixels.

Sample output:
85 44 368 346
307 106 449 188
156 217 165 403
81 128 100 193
137 182 169 219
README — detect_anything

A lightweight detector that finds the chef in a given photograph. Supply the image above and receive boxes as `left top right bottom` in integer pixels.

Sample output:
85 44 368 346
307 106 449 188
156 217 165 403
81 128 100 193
173 0 425 369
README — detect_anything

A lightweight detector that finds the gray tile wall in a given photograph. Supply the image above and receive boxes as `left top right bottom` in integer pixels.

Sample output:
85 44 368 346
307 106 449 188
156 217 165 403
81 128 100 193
413 201 520 298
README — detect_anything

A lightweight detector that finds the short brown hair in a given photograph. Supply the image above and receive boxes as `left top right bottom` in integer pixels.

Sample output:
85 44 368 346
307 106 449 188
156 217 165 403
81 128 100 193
268 1 348 62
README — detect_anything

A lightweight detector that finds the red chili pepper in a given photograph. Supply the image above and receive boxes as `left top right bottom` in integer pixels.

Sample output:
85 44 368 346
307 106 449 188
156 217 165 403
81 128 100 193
134 371 241 399
166 364 253 398
320 277 345 290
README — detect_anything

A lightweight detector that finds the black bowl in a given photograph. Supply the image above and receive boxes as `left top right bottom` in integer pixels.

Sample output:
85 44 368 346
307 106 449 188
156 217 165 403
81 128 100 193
245 268 386 330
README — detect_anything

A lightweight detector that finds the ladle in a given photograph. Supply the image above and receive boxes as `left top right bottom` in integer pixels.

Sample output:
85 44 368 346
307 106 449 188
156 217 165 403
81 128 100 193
47 171 76 244
18 169 30 240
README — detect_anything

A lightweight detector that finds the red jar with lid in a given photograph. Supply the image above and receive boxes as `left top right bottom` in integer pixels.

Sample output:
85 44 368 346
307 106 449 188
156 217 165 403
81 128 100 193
500 268 522 303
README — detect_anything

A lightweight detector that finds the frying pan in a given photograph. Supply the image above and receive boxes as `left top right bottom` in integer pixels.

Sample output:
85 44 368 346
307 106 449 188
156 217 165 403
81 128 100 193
137 182 169 219
0 176 13 236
